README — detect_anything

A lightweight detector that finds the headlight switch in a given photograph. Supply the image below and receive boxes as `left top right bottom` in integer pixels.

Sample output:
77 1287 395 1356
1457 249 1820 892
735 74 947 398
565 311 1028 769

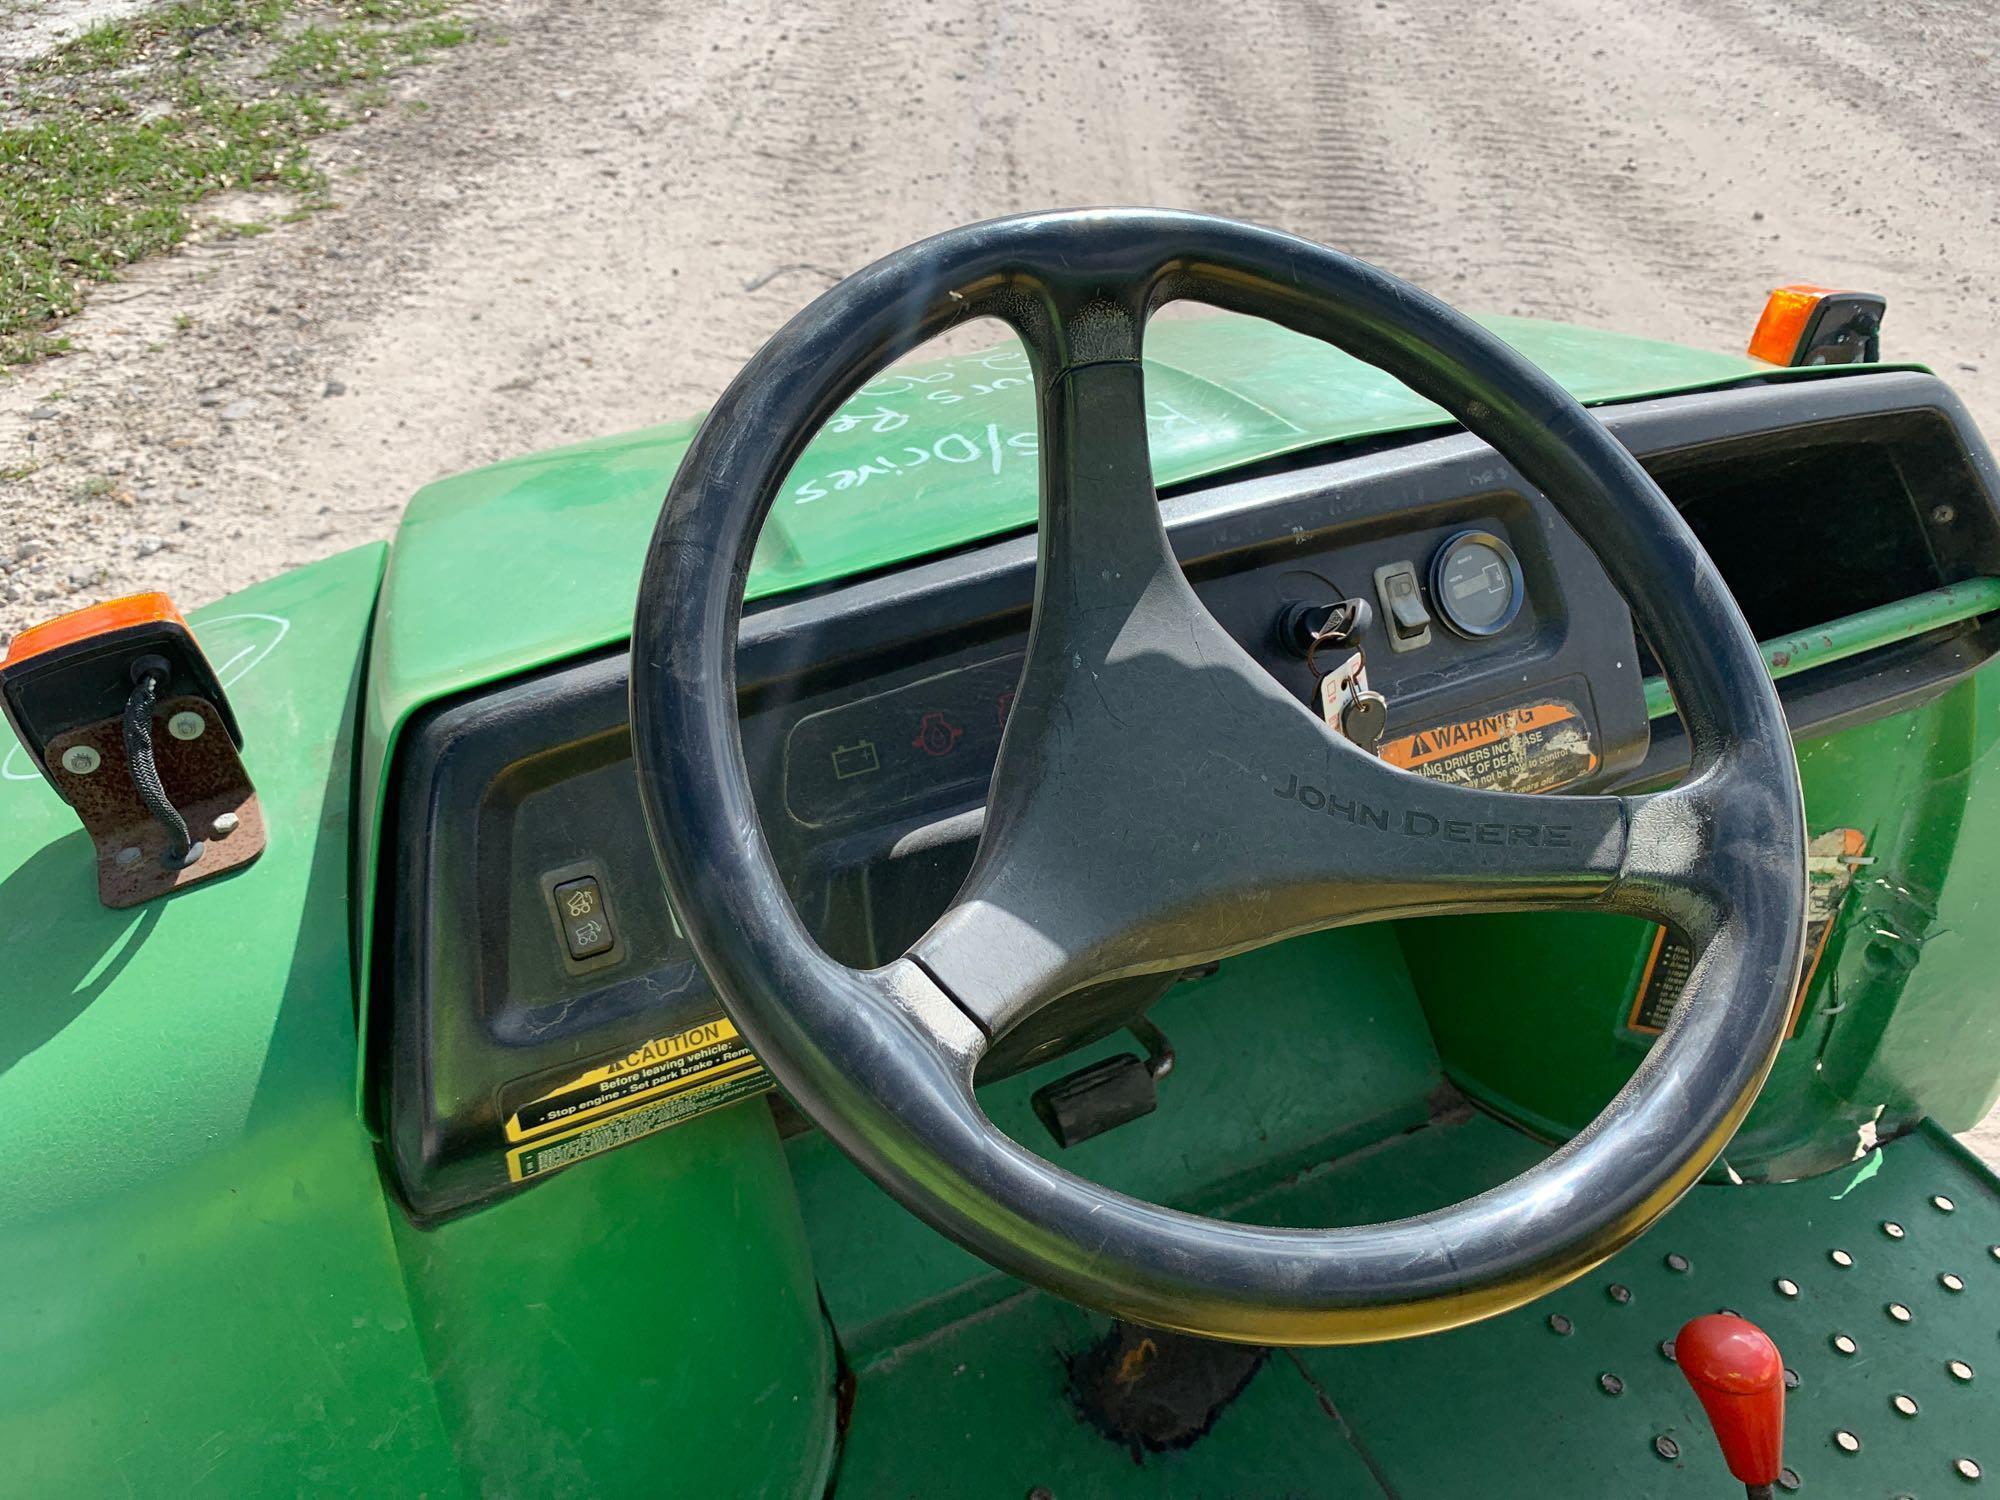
1374 559 1433 651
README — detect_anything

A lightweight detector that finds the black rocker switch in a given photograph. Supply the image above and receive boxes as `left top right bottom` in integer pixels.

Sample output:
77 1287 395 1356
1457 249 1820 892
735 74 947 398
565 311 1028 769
552 875 615 960
1374 559 1432 652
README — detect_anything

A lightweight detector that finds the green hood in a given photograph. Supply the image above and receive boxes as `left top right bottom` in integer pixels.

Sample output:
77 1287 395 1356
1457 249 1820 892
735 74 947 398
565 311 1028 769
371 311 1791 723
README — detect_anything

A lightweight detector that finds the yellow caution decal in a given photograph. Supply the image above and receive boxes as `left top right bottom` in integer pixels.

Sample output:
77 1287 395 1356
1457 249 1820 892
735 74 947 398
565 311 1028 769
503 1018 771 1182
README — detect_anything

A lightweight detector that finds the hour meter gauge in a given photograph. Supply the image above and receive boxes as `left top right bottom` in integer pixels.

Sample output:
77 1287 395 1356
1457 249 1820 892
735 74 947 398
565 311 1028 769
1430 529 1524 638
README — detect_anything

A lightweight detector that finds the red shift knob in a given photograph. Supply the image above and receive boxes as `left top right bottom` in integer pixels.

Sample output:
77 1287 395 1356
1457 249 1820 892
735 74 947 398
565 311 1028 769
1677 1314 1785 1486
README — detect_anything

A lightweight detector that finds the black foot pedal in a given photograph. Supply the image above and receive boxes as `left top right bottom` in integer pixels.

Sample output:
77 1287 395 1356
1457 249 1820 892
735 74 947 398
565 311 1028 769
1030 1018 1175 1148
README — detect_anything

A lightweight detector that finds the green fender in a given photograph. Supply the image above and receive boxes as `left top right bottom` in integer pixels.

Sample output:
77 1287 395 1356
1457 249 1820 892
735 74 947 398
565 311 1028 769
0 545 833 1496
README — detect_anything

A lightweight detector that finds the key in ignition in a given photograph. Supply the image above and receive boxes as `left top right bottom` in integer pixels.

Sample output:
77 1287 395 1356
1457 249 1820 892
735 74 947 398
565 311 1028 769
1286 595 1389 755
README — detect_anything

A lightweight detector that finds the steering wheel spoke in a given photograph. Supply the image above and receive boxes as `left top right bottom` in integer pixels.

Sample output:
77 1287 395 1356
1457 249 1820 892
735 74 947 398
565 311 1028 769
914 329 1636 1031
912 661 1634 1034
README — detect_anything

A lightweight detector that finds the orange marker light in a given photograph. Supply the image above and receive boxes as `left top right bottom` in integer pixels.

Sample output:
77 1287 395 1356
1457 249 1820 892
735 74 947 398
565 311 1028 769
2 588 241 800
4 591 187 667
1748 285 1838 365
1 589 262 907
1747 283 1884 367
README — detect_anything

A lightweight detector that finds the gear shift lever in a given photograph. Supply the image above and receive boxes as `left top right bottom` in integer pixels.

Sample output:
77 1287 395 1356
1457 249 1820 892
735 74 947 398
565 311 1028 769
1676 1314 1786 1499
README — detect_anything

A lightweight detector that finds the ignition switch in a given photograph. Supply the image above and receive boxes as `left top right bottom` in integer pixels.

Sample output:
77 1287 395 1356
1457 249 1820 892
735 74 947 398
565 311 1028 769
1282 596 1389 755
1279 596 1373 658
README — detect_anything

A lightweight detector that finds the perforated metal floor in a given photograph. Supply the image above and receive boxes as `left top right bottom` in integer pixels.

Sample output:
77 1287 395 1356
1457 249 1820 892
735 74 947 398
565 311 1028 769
835 1119 2000 1498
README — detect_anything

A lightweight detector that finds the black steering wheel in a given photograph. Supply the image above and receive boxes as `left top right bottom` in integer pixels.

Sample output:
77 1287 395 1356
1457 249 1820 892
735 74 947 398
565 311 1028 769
631 209 1806 1345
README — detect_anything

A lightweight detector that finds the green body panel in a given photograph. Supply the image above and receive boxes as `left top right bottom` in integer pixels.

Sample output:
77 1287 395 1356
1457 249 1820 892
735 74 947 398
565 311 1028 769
0 548 461 1495
1411 656 2000 1177
0 548 832 1497
388 1104 835 1499
789 927 1442 1362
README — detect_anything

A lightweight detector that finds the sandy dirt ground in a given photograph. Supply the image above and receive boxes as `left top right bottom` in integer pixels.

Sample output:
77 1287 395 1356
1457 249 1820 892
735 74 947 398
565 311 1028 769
3 0 1999 1154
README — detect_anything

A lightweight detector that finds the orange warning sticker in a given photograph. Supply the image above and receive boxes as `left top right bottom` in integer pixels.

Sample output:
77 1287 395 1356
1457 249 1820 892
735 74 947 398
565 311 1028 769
1380 699 1598 795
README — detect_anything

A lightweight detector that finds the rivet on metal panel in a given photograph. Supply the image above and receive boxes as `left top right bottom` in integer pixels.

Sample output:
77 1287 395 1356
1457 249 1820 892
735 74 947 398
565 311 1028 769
115 846 141 867
1547 1313 1573 1336
1947 1359 1975 1382
1784 1368 1801 1390
1892 1393 1920 1417
1664 1252 1690 1273
60 745 100 775
1598 1372 1624 1396
1833 1431 1861 1454
1652 1434 1680 1461
1778 1466 1802 1492
1942 1272 1966 1292
1883 1220 1906 1239
1776 1277 1801 1297
1888 1302 1914 1323
166 710 205 741
1934 1194 1958 1213
1830 1249 1855 1268
1832 1333 1859 1356
1956 1457 1983 1481
1607 1283 1633 1304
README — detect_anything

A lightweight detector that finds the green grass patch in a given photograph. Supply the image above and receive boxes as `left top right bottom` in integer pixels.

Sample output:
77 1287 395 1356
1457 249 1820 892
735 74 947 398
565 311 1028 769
332 0 461 20
268 17 470 84
1 85 333 352
25 0 293 80
1 333 73 367
2 0 476 362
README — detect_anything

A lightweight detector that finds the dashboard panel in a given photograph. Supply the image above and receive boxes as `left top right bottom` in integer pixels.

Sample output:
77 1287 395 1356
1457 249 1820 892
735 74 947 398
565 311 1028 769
383 371 2000 1218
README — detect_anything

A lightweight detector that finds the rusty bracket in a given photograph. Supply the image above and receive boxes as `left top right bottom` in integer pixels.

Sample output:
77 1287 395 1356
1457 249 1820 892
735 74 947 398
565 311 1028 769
43 694 265 909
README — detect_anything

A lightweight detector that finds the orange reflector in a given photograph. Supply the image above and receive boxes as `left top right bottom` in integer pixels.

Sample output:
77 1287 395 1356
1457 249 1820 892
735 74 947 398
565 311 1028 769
1747 283 1842 366
3 592 187 667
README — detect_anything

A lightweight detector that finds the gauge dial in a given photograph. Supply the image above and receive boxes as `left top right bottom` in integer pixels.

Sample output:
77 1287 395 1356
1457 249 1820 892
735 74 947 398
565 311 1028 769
1430 530 1524 638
